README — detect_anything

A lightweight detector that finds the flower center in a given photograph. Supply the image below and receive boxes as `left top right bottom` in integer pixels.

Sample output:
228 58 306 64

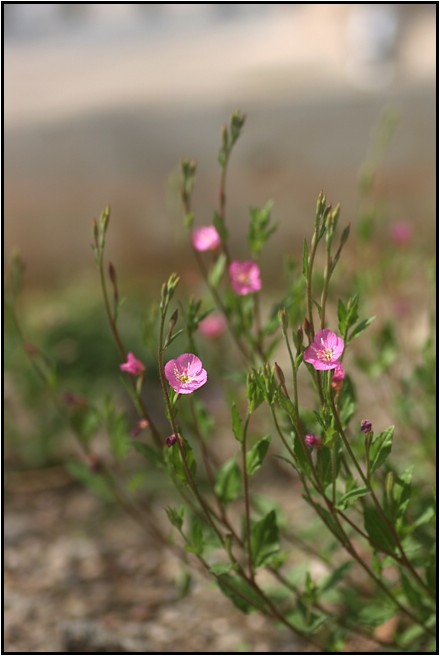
318 347 334 362
237 272 250 284
175 367 192 384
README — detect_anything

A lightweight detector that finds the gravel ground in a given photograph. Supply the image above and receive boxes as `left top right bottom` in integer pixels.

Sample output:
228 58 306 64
4 475 305 654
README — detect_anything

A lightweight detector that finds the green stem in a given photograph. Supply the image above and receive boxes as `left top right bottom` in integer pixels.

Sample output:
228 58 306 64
241 415 254 580
98 259 162 448
330 395 435 600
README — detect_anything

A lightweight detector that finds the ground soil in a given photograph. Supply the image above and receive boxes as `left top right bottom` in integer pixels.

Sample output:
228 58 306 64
4 471 304 654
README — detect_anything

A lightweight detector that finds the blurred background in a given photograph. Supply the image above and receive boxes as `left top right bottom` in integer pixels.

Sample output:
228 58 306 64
4 3 436 287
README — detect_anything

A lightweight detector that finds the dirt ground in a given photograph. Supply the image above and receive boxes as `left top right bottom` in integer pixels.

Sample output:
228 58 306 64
4 472 305 654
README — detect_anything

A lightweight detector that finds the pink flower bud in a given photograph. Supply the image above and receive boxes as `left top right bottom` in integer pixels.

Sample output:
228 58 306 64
130 419 149 438
360 419 372 434
305 434 322 449
331 363 346 390
165 433 179 448
120 352 145 376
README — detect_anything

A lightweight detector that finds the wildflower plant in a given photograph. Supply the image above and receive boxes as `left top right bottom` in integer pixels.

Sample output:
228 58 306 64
6 111 436 652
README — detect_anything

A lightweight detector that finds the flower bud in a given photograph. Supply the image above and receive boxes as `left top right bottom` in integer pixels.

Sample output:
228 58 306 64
278 307 288 334
165 433 179 448
305 434 322 449
360 419 372 435
130 419 149 438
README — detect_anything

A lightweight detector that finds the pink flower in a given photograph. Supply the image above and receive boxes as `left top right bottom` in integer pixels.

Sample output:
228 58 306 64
229 260 262 295
164 353 207 394
303 329 344 371
389 221 412 246
192 226 221 252
331 363 346 390
199 313 227 340
120 352 145 376
305 434 322 449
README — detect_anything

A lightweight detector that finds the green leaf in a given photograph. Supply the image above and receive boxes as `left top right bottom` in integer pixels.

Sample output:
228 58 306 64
363 505 396 553
216 574 267 614
400 571 431 615
166 438 196 484
358 601 397 627
319 561 353 594
190 397 215 441
250 509 280 567
246 369 265 413
290 429 312 477
183 212 194 229
412 504 435 529
369 426 394 474
104 404 130 460
185 515 205 555
165 505 185 530
338 294 359 338
286 608 328 635
336 486 370 510
213 212 229 244
316 446 334 488
425 547 436 592
246 436 271 476
247 201 276 257
390 466 413 520
231 402 244 443
208 252 227 288
215 458 241 504
348 315 376 341
337 298 347 335
131 441 164 468
302 239 309 280
66 460 113 502
209 563 233 576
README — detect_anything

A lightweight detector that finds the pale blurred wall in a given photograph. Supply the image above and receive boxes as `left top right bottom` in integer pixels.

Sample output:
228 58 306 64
4 3 436 286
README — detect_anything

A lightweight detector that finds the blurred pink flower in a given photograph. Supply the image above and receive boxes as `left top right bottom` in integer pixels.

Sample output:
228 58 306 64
164 353 207 394
331 363 346 390
305 434 322 449
304 329 344 371
199 313 227 339
389 221 412 246
229 260 262 295
120 352 145 376
192 226 221 252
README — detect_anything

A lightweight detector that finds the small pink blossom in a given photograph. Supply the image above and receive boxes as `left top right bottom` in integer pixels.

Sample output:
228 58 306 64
199 313 227 340
389 221 413 246
192 226 221 252
305 434 322 449
165 433 179 448
229 260 262 296
303 329 344 371
164 353 207 394
120 352 145 376
331 363 346 390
